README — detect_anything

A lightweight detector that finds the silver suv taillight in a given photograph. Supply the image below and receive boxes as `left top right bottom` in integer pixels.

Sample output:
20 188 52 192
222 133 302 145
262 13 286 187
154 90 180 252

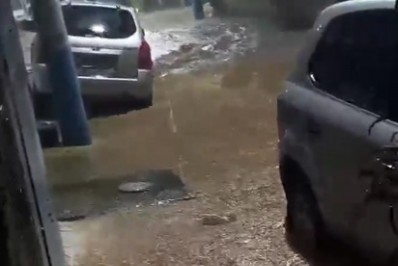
138 40 153 70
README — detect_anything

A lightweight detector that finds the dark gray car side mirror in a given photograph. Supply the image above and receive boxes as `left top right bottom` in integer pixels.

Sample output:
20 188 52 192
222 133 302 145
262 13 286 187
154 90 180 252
141 28 145 37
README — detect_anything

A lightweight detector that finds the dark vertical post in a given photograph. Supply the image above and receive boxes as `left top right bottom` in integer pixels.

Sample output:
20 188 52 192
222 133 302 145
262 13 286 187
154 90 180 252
0 0 65 265
192 0 205 20
31 0 91 146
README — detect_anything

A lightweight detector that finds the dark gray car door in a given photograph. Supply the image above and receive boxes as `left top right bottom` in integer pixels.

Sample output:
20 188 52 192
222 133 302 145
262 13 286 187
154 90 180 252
303 9 398 260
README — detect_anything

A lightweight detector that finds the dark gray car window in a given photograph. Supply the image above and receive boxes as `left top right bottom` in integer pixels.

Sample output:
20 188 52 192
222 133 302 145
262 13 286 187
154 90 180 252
62 5 136 39
308 10 398 118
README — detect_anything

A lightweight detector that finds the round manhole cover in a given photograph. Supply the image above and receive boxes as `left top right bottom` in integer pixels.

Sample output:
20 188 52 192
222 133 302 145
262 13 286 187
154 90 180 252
118 181 152 193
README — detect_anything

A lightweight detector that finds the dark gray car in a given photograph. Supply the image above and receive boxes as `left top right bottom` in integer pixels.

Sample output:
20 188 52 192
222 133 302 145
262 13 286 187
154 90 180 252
278 0 398 263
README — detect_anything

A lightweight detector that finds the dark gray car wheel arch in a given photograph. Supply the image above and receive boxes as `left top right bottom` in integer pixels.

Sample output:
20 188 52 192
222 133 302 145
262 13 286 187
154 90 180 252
280 156 325 255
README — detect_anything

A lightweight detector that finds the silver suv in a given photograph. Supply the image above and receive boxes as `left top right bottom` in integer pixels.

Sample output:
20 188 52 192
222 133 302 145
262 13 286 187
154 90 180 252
31 0 154 117
278 0 398 264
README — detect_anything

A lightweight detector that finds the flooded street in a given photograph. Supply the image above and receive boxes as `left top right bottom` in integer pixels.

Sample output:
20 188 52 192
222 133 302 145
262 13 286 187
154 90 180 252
33 6 318 266
59 62 298 265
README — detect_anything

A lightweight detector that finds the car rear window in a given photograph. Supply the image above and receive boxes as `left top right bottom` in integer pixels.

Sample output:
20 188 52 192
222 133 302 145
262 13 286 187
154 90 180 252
62 5 136 39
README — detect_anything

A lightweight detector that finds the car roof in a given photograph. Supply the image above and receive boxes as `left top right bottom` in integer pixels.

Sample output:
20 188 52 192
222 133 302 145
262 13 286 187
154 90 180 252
61 0 132 8
288 0 398 84
315 0 396 29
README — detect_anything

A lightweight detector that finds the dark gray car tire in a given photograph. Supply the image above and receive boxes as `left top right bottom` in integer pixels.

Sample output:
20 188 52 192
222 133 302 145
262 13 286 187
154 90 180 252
284 172 324 255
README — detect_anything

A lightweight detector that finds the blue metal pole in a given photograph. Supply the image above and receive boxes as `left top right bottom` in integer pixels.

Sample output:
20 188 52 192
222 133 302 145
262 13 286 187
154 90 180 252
192 0 205 20
31 0 91 146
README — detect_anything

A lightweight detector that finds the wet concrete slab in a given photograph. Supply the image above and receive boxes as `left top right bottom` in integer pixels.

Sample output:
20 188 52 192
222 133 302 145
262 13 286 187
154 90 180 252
54 169 192 221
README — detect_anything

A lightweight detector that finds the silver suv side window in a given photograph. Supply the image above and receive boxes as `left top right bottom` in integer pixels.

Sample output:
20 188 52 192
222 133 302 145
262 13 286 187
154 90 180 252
308 10 398 117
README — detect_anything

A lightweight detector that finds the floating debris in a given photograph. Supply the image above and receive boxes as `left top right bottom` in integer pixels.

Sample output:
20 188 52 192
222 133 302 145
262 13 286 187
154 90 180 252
156 190 196 206
58 210 87 222
201 213 237 226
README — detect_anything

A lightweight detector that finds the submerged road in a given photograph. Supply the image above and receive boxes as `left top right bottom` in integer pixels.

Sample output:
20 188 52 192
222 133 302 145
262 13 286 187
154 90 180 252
19 6 369 266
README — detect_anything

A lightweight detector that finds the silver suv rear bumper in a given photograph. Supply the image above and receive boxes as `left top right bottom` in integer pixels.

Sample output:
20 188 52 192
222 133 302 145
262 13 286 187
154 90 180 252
31 64 153 99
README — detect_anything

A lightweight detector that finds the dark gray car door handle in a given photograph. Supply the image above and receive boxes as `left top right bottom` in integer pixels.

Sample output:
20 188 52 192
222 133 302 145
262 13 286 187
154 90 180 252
307 120 321 136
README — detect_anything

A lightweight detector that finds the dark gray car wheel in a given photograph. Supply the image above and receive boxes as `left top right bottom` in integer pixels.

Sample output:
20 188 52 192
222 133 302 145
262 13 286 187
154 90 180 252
285 176 324 255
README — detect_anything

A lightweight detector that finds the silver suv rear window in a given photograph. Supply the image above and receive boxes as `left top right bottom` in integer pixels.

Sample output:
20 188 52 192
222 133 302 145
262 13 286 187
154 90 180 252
62 5 136 39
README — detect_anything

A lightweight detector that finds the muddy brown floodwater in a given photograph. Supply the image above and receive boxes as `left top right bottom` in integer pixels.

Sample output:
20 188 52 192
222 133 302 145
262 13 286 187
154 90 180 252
33 7 367 266
66 56 297 266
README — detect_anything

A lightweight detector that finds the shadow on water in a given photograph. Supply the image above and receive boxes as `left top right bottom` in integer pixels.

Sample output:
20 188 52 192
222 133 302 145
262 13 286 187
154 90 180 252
86 98 151 118
53 169 192 221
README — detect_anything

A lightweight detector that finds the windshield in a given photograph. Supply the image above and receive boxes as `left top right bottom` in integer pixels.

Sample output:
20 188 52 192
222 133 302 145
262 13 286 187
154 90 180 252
62 5 136 38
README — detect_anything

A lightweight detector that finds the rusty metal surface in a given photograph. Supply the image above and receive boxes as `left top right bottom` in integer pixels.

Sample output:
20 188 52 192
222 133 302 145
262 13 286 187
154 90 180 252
0 0 65 265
